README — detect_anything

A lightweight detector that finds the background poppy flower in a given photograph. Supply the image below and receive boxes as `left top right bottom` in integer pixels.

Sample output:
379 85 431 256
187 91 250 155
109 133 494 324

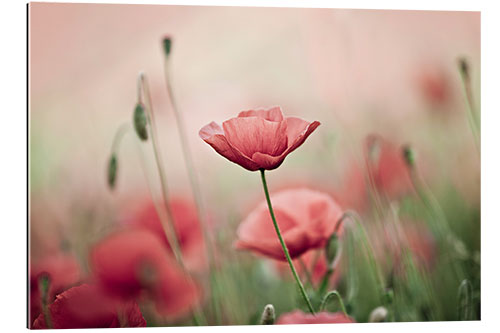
89 229 201 318
276 310 355 324
123 197 207 272
235 188 343 260
29 252 81 326
199 106 320 171
365 135 413 200
32 283 146 329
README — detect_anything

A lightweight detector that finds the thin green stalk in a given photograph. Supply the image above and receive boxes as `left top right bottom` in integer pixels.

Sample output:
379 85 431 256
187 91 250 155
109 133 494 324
298 257 313 287
162 58 221 324
138 74 207 325
110 123 131 155
38 275 53 329
138 73 185 268
318 214 345 295
259 169 315 315
318 267 334 296
458 59 480 152
344 210 387 299
162 55 216 266
319 290 348 315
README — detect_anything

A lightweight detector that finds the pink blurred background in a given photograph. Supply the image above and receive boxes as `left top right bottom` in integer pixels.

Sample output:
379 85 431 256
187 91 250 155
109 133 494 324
29 3 480 258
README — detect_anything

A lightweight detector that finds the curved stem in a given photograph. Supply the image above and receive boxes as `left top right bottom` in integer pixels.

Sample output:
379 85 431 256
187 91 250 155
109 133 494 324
138 73 184 268
162 60 216 266
458 61 480 153
259 169 315 315
110 123 132 155
319 290 347 315
298 257 313 287
138 73 207 324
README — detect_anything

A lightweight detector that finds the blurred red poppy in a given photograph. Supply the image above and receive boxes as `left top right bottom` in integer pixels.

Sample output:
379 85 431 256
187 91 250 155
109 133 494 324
90 229 201 318
199 106 320 171
416 66 450 106
32 283 146 329
365 135 413 199
235 188 343 260
124 197 207 272
334 160 368 211
276 310 355 324
29 252 81 326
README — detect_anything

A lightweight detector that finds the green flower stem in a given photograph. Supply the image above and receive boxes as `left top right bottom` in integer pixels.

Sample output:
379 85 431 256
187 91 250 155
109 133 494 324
38 275 53 329
298 257 313 287
319 290 347 315
162 53 221 325
259 169 315 315
162 55 217 268
110 123 132 155
458 60 480 152
318 267 334 296
138 73 207 326
138 73 185 268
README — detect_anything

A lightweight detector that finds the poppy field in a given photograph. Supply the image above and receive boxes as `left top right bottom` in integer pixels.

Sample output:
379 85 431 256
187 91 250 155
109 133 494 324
28 4 480 329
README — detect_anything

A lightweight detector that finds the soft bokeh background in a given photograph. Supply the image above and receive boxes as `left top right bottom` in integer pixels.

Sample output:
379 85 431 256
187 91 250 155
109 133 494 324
29 3 480 325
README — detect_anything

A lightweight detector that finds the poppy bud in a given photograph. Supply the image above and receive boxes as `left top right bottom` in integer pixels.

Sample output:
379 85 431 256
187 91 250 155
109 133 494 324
369 306 388 322
260 304 275 325
458 57 470 82
107 154 118 190
402 145 416 168
133 103 148 141
384 289 394 305
162 36 172 57
457 279 473 320
325 233 341 268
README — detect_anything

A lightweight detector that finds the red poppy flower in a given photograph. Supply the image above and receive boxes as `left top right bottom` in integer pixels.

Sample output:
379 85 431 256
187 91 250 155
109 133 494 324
365 135 413 199
199 106 320 171
90 229 201 318
124 197 207 272
235 188 343 260
277 310 355 324
29 252 81 326
32 284 146 329
334 160 368 211
416 66 450 106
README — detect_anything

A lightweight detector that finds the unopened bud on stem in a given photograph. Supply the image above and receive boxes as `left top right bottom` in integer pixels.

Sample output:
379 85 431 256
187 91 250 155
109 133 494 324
402 145 416 169
107 153 118 190
458 57 470 82
369 306 388 322
133 103 148 141
260 304 275 325
162 36 172 57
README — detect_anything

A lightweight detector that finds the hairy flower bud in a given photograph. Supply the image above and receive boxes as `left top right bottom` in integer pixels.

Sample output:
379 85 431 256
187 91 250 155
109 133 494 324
458 57 470 82
133 103 148 141
369 306 388 322
162 36 172 57
260 304 275 325
107 154 118 190
402 145 416 168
